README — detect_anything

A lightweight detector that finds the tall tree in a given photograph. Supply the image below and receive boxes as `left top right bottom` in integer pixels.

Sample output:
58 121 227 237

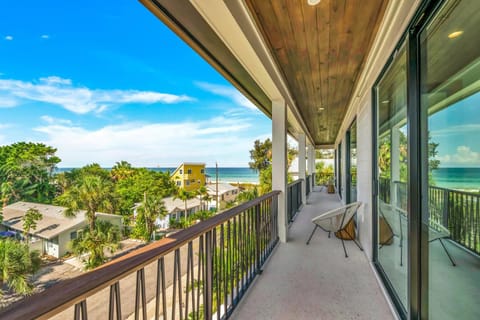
248 139 298 195
0 239 41 295
111 161 135 182
135 193 167 241
70 220 120 270
0 142 60 206
22 208 43 242
55 175 114 232
174 188 195 220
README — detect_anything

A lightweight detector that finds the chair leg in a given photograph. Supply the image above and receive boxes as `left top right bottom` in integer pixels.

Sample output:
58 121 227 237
306 225 318 245
344 228 363 251
341 238 348 258
439 239 456 266
328 231 331 238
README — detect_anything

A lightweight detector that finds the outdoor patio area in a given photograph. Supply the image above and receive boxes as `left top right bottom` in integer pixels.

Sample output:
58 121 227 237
232 187 395 320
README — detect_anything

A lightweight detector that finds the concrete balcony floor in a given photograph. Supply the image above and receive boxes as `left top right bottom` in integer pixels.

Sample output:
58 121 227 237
233 187 394 320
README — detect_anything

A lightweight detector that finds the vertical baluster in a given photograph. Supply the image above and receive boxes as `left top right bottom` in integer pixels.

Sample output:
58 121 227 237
74 300 88 320
155 257 166 320
172 249 183 320
233 215 239 302
204 231 213 320
255 203 261 274
221 223 227 317
135 269 147 320
228 220 234 313
184 242 195 320
196 235 204 320
213 227 220 320
109 282 122 320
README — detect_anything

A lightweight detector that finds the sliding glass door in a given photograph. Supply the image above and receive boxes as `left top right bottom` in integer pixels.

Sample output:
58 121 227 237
347 120 357 203
373 0 480 318
374 42 409 312
420 0 480 318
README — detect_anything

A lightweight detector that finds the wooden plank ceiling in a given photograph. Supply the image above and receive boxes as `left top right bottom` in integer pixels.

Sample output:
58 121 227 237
245 0 388 146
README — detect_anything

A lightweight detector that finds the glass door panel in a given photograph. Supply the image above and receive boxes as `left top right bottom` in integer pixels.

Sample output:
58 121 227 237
375 42 408 310
420 0 480 318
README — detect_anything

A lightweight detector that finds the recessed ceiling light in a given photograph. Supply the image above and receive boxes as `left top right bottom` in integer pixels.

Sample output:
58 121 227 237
448 31 463 39
381 100 390 104
307 0 321 6
318 107 325 111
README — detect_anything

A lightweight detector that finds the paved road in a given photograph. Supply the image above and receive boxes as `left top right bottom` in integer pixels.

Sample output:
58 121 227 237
50 238 201 320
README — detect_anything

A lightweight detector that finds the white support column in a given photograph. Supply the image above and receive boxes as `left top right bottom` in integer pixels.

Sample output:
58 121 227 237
272 99 288 243
298 133 306 205
307 144 315 189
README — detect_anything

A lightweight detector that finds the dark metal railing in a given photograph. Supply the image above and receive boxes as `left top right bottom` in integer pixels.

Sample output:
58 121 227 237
287 180 303 223
379 178 480 255
0 191 280 320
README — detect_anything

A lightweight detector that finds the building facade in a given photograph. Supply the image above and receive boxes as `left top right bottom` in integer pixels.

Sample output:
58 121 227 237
170 162 206 192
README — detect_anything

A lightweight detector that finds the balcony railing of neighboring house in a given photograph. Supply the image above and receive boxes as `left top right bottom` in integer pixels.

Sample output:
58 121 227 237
287 179 303 223
0 191 280 320
379 178 480 255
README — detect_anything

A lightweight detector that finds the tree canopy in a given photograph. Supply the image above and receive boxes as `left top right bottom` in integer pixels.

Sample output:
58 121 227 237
0 142 60 206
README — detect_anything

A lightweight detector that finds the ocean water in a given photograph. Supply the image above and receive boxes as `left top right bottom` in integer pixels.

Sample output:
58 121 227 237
55 167 259 184
432 168 480 191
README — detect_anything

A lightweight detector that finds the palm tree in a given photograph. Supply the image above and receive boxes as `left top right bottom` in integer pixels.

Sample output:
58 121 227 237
0 238 41 295
136 193 167 241
196 186 209 210
111 161 134 182
22 208 43 242
174 188 195 220
70 220 120 270
56 175 114 232
237 187 259 203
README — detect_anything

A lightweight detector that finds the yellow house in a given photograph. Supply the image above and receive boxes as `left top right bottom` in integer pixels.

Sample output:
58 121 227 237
171 162 206 192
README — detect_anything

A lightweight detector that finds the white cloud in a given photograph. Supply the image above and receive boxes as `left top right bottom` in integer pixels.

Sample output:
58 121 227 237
0 76 194 114
33 117 255 167
431 124 480 137
40 115 72 125
4 35 13 41
438 145 480 166
196 82 258 111
0 97 19 108
0 123 12 130
41 34 49 39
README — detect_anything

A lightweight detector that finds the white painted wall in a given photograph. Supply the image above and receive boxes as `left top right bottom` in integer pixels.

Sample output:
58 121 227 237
356 98 374 260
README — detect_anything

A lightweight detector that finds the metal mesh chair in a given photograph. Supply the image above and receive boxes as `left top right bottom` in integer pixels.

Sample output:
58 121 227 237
306 201 363 257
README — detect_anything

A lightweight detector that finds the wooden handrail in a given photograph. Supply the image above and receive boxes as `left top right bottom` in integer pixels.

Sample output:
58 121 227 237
0 191 281 319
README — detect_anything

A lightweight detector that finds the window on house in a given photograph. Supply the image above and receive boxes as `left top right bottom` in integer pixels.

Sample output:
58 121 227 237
187 169 192 174
70 231 77 240
176 181 181 186
201 169 204 174
180 169 183 174
186 181 190 186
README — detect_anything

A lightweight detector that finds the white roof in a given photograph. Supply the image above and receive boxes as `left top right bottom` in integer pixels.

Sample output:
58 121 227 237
2 202 85 239
156 196 201 214
206 183 239 195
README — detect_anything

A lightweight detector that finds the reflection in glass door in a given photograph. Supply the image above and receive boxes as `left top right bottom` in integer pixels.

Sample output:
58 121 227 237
375 42 408 311
420 0 480 318
347 120 357 203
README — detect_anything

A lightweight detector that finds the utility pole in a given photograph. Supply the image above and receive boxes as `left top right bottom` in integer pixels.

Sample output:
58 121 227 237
216 162 219 212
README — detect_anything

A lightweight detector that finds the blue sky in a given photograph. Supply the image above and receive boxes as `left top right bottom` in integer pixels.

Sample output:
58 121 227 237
0 0 271 167
430 93 480 168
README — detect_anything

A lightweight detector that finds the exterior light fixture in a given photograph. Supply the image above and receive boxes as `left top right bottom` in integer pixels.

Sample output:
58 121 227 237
308 0 321 6
448 30 463 39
